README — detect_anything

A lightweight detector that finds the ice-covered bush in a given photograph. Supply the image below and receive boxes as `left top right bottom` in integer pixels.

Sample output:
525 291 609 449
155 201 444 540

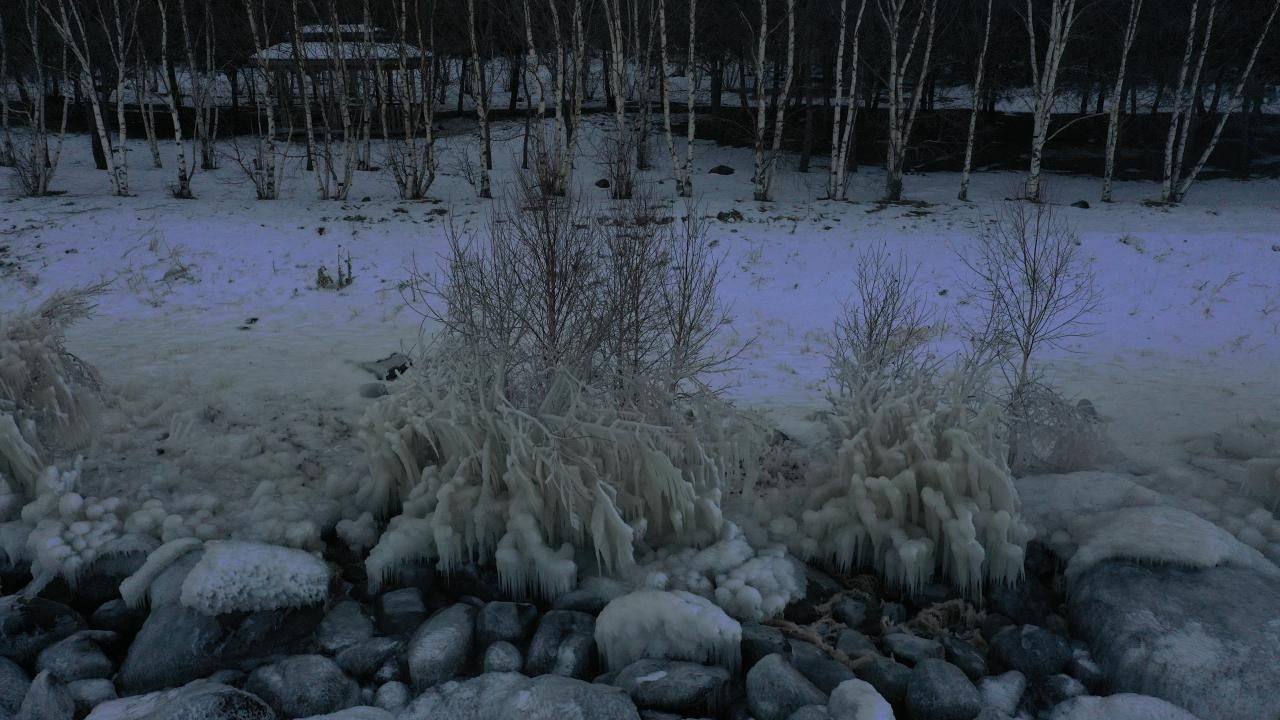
0 283 107 503
1005 382 1116 475
361 178 757 598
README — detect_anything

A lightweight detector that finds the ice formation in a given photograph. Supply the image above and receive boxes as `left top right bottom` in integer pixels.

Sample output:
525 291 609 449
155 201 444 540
595 589 742 672
178 540 331 615
780 383 1033 596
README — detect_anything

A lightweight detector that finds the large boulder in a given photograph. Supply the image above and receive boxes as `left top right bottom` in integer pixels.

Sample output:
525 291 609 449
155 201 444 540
525 610 596 679
475 602 538 650
316 601 375 654
746 653 828 720
0 656 31 716
399 671 641 720
1047 693 1202 720
611 659 731 716
84 680 275 720
905 659 981 720
16 671 74 720
244 654 360 718
988 625 1071 679
406 603 476 691
1068 559 1280 720
35 630 116 682
0 596 86 665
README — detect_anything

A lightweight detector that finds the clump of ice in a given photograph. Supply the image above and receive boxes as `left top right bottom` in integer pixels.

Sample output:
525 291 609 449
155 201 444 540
595 589 742 672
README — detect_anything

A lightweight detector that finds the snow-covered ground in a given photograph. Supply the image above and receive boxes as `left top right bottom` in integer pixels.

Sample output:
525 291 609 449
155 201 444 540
3 116 1279 559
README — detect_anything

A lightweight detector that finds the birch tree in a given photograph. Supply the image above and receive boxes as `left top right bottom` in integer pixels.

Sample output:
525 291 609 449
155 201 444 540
1159 0 1215 204
957 0 993 202
234 0 288 199
544 0 587 195
467 0 492 198
878 0 938 202
751 0 796 202
0 10 13 167
385 0 438 199
657 0 697 197
10 0 72 195
156 0 193 197
178 0 217 170
1099 0 1141 202
603 0 637 198
829 0 868 201
1164 0 1280 202
1021 0 1081 203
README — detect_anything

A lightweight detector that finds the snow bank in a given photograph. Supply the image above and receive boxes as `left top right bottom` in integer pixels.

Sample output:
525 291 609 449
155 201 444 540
595 589 742 672
179 540 330 615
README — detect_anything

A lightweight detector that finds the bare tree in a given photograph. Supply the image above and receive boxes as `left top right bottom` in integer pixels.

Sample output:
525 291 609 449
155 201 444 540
829 0 868 201
177 0 217 170
1020 0 1082 202
233 0 290 199
9 0 72 196
878 0 938 202
657 0 697 197
135 45 162 169
1159 0 1215 204
385 0 438 199
466 0 493 198
1162 0 1280 203
542 0 587 196
1099 0 1141 203
958 0 993 202
751 0 796 202
156 0 194 197
1 11 14 167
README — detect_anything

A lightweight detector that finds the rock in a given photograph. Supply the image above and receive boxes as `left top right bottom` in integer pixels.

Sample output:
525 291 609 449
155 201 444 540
295 708 393 720
374 681 410 713
66 678 117 717
525 610 596 679
988 625 1071 678
1065 650 1103 690
784 598 822 625
716 210 744 223
786 706 830 720
407 603 476 691
803 567 844 604
853 656 911 704
206 669 245 686
336 637 401 679
905 659 982 720
978 671 1026 716
708 165 735 176
905 583 953 612
361 353 412 382
1070 200 1090 209
612 659 731 716
828 678 893 720
1039 674 1086 706
35 630 116 682
941 637 987 681
399 672 641 720
484 641 524 673
376 588 427 636
835 629 876 660
979 614 1013 643
358 382 389 399
317 601 376 654
830 598 874 632
879 603 908 629
595 179 610 189
0 656 32 716
745 654 828 720
83 681 275 720
0 596 86 665
986 583 1054 627
1068 559 1280 720
552 578 628 614
74 535 160 611
16 671 74 720
741 623 788 671
476 602 539 650
1046 694 1201 720
142 548 203 608
244 654 361 718
89 599 147 638
882 633 943 666
115 605 224 694
789 640 854 694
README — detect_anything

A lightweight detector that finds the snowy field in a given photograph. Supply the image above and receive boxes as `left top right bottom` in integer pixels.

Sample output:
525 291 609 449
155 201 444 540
3 116 1280 719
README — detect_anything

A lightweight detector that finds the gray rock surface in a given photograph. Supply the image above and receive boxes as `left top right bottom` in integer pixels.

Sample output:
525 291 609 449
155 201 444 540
399 671 641 720
977 671 1026 717
335 637 400 679
0 597 85 665
883 633 943 666
1046 694 1201 720
789 640 855 694
317 601 375 653
476 602 538 650
853 656 911 704
905 659 982 720
0 656 31 717
524 610 596 679
612 659 731 716
16 671 74 720
373 681 410 713
484 641 524 673
407 603 476 691
83 680 275 720
244 654 361 718
35 630 116 682
745 653 828 720
376 588 427 636
988 625 1071 679
66 678 117 717
1068 559 1280 720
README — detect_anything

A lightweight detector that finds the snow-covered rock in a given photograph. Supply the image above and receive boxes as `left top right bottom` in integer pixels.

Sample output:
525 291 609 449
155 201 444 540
180 540 331 615
244 654 361 718
483 641 524 673
406 603 476 691
65 678 117 718
596 590 741 672
84 680 274 720
525 609 597 678
1046 694 1201 720
746 653 829 720
611 658 731 716
1068 558 1280 720
978 671 1026 716
827 678 893 720
373 681 410 713
905 659 981 720
399 672 641 720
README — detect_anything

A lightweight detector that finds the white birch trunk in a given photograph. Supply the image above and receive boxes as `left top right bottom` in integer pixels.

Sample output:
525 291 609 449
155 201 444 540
958 0 993 202
1023 0 1080 203
758 0 795 202
682 0 696 197
1100 0 1141 202
1170 0 1280 202
880 0 937 202
0 10 14 166
157 0 192 197
831 0 867 200
750 0 769 200
467 0 492 198
137 59 162 169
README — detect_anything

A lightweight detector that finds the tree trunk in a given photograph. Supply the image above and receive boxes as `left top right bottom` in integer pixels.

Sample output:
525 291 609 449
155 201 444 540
958 0 993 201
1101 0 1141 202
157 0 192 197
1023 0 1081 203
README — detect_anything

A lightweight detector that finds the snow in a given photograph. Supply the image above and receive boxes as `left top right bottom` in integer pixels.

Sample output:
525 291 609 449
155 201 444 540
2 116 1278 613
595 589 742 672
178 540 330 615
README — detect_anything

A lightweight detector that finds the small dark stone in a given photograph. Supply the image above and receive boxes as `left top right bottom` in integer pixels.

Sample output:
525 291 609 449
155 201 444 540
882 633 943 667
716 209 744 223
853 656 911 704
942 636 988 682
987 582 1055 626
484 641 524 673
905 659 982 720
789 640 854 694
406 603 476 691
596 179 611 188
980 613 1014 643
831 597 875 632
361 353 413 382
335 637 401 679
835 629 876 660
708 165 736 175
783 599 821 625
525 610 597 679
359 382 389 399
377 587 427 636
745 654 827 720
476 601 539 650
89 599 147 639
741 623 789 671
1070 200 1090 209
803 567 844 604
988 625 1071 679
612 658 731 716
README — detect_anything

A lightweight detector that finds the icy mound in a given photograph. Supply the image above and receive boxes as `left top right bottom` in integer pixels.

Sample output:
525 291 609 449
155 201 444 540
179 541 331 615
595 589 742 672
